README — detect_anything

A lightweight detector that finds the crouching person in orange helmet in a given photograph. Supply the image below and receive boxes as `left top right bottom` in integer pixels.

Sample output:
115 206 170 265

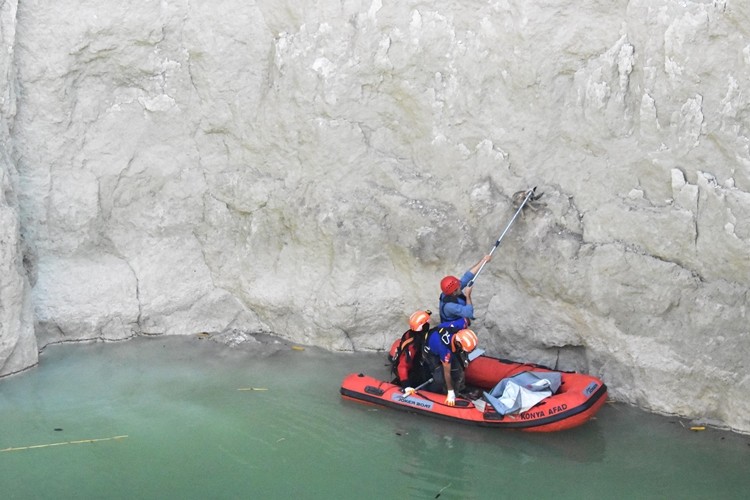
416 319 478 406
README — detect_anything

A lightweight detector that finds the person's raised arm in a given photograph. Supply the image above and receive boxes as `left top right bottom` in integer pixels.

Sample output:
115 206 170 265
469 255 492 275
464 285 473 305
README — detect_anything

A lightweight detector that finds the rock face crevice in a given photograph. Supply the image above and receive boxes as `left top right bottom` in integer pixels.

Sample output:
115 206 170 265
1 1 749 433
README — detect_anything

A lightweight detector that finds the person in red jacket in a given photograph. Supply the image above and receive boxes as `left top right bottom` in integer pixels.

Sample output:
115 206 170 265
390 310 431 388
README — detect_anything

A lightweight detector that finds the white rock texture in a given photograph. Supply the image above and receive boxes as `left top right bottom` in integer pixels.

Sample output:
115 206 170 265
1 0 37 376
1 0 749 432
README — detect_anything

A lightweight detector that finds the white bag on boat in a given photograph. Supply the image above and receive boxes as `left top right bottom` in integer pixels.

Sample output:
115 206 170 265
482 371 562 416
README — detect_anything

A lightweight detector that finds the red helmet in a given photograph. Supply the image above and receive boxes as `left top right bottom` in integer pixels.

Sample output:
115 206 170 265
408 310 431 332
452 329 478 353
440 276 461 295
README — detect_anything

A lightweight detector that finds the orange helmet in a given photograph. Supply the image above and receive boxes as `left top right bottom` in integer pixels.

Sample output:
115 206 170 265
387 338 400 361
408 310 431 332
452 329 478 353
440 276 461 295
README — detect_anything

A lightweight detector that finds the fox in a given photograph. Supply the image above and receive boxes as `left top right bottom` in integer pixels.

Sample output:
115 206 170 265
511 188 545 217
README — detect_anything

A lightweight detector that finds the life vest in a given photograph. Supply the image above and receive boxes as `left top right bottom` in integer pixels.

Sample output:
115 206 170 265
439 292 467 322
388 329 428 385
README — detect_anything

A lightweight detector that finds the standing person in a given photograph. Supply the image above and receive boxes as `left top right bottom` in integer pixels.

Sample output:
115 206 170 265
406 319 478 406
438 255 492 323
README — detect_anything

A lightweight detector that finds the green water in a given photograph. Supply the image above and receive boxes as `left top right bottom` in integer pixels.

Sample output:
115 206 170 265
1 336 748 499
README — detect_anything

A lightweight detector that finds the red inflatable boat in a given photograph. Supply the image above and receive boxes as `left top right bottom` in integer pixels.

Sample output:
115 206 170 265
340 353 608 432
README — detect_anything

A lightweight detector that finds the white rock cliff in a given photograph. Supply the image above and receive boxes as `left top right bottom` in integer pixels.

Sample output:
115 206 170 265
1 1 749 433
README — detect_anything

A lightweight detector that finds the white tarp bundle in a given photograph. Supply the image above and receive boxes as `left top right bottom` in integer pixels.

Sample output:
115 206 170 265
482 371 562 416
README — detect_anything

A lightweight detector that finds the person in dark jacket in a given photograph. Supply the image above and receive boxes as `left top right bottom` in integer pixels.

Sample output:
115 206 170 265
410 319 478 406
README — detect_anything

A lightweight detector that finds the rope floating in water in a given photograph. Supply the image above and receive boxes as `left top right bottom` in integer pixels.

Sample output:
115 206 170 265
237 387 268 391
1 435 129 453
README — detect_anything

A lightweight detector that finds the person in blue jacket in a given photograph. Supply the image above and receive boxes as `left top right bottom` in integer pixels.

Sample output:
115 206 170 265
438 255 491 323
405 319 478 406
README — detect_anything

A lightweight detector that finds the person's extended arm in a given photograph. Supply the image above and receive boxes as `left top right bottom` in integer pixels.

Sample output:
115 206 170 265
442 361 456 406
469 255 491 275
460 255 492 289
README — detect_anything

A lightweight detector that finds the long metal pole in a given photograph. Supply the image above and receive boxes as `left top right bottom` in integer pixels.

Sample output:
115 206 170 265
468 187 536 287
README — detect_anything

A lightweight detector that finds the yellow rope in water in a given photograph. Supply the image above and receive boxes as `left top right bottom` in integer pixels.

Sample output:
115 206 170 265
1 435 128 453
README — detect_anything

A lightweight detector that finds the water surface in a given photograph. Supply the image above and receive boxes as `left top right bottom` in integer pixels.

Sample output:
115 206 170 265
1 336 748 499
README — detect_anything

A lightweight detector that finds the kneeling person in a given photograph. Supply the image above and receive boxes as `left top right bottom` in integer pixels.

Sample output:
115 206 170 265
421 322 478 406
